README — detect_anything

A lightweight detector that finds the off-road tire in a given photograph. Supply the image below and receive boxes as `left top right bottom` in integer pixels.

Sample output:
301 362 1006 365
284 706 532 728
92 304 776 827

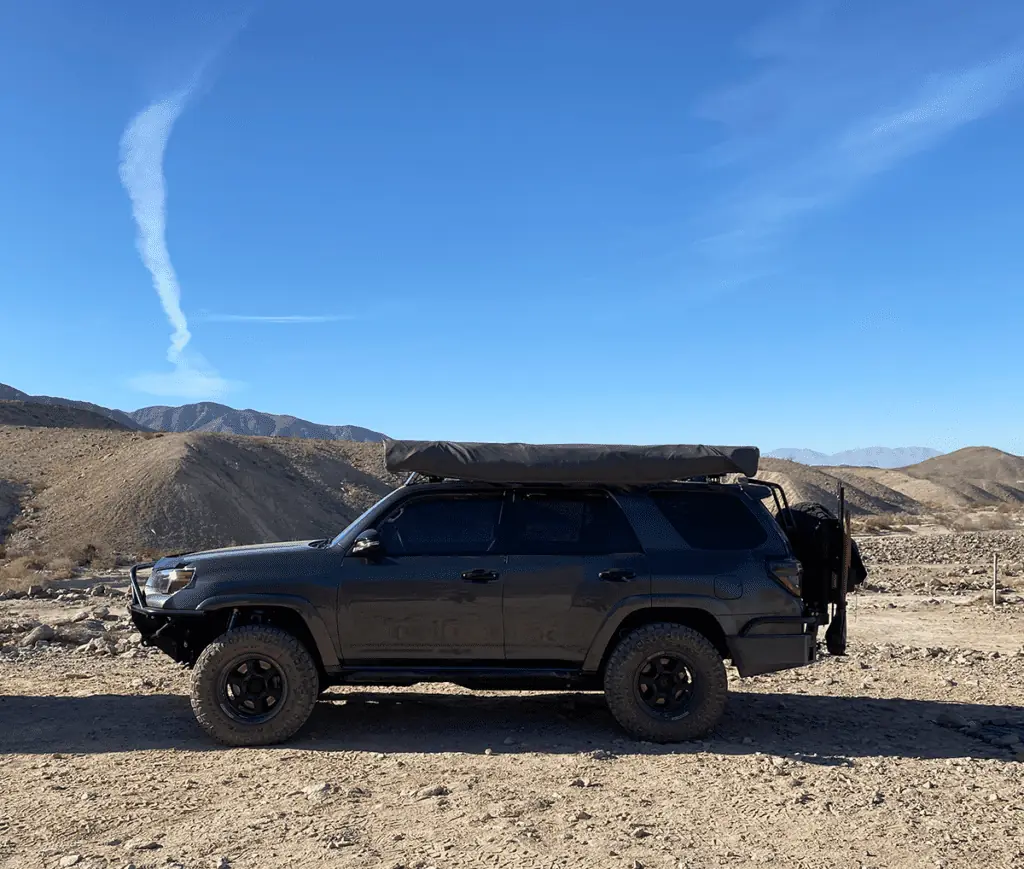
603 623 727 743
190 625 319 746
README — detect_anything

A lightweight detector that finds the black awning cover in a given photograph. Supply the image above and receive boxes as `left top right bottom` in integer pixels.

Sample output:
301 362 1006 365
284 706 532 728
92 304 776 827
384 440 759 484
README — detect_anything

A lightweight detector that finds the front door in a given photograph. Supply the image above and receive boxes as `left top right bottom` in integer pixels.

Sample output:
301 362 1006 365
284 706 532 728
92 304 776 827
499 489 649 663
337 490 506 662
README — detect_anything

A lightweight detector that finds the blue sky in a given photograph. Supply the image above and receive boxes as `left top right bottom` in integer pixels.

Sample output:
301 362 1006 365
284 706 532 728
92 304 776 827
2 0 1023 453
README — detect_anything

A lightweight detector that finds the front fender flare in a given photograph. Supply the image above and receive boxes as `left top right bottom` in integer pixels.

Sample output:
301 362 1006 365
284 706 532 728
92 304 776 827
197 593 340 672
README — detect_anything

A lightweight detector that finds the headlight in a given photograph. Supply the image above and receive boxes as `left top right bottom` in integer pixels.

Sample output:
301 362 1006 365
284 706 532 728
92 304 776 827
146 567 196 594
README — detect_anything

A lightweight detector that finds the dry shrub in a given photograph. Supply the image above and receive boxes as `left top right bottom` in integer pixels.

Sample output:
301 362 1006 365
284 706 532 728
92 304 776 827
858 515 894 533
141 431 164 440
952 512 1018 532
0 544 6 560
46 555 76 580
0 555 47 592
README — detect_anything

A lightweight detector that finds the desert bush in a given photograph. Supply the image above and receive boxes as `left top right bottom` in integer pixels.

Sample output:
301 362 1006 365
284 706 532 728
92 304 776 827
858 515 894 533
64 542 99 567
46 555 76 580
951 512 1018 532
0 555 47 591
61 542 118 571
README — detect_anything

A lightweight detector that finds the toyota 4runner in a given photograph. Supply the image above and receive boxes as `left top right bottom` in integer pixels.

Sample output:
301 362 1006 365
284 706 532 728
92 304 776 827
129 441 865 746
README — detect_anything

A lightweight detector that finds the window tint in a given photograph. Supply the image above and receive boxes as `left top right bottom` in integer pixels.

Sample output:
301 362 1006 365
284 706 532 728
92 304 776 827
503 490 641 555
377 494 503 556
651 490 768 550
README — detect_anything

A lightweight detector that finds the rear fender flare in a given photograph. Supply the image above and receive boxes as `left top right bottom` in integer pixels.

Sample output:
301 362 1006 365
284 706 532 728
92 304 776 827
197 594 340 671
582 594 652 673
582 593 739 673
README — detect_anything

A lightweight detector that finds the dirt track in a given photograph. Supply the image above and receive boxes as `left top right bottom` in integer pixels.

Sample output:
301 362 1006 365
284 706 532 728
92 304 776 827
2 588 1023 869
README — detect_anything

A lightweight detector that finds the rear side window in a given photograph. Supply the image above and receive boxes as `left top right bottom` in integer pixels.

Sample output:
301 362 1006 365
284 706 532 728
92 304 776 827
502 490 642 555
651 490 768 550
377 494 503 556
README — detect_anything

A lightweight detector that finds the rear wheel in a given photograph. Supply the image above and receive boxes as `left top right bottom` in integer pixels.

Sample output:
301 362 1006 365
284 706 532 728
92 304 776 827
603 623 727 743
190 625 319 746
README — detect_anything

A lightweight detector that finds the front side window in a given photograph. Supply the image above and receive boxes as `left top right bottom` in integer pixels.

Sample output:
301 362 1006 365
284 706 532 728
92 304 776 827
376 493 503 556
502 489 641 555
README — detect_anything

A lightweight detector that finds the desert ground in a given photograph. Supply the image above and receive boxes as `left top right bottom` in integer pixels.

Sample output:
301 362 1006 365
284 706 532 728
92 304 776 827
2 419 1024 868
2 533 1023 869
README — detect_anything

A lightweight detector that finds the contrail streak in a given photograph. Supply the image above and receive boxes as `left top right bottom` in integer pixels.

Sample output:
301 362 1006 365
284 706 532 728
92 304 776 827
118 88 194 364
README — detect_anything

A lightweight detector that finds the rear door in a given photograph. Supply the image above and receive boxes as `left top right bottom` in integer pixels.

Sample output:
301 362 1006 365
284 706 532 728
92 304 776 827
499 489 649 663
337 490 507 662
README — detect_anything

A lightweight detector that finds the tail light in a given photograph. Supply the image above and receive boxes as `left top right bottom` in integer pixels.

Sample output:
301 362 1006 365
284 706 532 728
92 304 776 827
767 558 802 597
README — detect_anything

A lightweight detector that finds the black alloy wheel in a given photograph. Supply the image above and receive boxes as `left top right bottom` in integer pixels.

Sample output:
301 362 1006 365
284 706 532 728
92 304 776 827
634 652 695 719
220 656 288 723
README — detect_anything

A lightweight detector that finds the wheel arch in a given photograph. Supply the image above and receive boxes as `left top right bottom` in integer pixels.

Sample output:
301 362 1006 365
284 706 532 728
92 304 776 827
587 606 731 676
197 594 340 672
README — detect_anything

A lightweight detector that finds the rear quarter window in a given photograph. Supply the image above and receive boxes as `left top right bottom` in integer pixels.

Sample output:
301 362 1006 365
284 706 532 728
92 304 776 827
650 490 768 550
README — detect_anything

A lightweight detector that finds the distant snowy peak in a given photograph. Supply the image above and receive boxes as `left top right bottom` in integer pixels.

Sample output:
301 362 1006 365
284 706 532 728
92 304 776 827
767 446 943 468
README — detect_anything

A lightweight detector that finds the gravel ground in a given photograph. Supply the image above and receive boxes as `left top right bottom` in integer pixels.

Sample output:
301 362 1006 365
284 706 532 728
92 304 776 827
2 576 1023 869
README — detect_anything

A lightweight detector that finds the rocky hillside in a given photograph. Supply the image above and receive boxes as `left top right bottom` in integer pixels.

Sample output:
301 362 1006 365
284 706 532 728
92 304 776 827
129 402 386 442
0 382 385 443
0 384 143 430
0 400 132 431
0 427 401 558
757 452 1024 517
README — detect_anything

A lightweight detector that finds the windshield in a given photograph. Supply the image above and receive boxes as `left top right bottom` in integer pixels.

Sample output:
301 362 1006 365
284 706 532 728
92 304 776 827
329 501 385 549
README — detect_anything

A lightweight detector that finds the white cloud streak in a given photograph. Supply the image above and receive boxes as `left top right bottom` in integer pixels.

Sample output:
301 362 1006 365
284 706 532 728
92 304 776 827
119 90 195 364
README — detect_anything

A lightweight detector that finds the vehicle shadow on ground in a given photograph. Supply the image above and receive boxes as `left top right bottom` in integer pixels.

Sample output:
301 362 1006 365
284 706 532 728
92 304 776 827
1 688 1022 760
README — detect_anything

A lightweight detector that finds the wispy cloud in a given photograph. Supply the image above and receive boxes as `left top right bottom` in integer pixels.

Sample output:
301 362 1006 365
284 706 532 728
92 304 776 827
119 88 196 364
119 16 247 400
200 313 356 324
690 1 1024 275
129 360 235 400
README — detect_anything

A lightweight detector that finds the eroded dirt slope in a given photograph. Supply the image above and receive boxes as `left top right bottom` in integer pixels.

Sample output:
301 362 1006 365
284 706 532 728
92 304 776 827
0 427 399 558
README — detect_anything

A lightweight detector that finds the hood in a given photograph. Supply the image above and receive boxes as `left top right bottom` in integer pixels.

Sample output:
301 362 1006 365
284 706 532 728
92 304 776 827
157 540 321 566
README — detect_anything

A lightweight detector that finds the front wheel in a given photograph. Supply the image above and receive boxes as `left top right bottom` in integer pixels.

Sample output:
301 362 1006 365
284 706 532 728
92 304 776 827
190 625 319 746
603 623 727 743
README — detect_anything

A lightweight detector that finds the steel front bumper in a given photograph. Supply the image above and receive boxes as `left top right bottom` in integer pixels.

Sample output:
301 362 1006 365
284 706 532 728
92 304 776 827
128 563 208 663
727 616 819 677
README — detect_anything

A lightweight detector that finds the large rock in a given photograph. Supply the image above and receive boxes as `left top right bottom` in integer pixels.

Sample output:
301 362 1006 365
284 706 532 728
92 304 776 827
19 624 55 646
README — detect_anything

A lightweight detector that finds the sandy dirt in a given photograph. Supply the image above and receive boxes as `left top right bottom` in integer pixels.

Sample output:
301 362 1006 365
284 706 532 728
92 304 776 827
2 585 1023 869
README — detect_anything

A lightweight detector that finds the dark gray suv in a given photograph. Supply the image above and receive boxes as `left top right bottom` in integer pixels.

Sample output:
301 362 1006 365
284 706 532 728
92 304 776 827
130 441 862 746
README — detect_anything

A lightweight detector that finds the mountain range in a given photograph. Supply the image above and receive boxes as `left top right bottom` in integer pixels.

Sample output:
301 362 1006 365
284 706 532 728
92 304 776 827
766 446 944 468
0 383 949 465
0 383 386 443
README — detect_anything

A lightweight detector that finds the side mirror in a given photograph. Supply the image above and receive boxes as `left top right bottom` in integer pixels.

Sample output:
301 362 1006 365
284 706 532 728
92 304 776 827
350 529 384 560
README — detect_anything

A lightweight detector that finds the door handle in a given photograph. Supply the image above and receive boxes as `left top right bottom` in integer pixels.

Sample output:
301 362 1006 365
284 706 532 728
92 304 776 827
598 568 636 582
462 569 500 583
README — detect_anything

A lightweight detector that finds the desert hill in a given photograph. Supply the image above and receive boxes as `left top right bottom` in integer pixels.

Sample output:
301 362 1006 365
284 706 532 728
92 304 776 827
0 426 400 558
756 451 1024 520
129 401 385 442
0 382 385 443
0 384 143 430
903 446 1024 484
1 417 1022 564
0 400 132 431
